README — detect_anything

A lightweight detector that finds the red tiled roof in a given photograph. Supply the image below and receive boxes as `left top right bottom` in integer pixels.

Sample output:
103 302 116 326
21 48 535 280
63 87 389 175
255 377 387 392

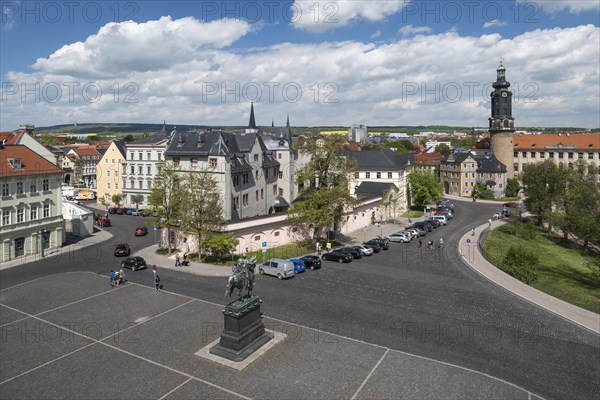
414 152 444 165
0 131 23 145
514 134 600 150
71 147 101 157
0 145 64 177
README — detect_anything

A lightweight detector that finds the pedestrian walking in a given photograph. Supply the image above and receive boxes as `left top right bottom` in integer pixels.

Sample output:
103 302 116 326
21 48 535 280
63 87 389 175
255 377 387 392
488 219 492 228
175 254 181 267
119 268 125 285
472 197 476 203
428 240 433 250
155 275 161 291
471 227 476 236
316 242 322 256
114 270 120 286
152 264 157 274
326 242 332 253
109 270 115 287
438 237 444 249
418 239 422 248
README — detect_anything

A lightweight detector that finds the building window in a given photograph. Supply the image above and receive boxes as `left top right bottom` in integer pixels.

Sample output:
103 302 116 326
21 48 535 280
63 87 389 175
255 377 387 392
2 210 10 225
105 159 108 164
274 231 280 237
114 170 119 179
173 158 180 165
30 206 38 221
558 152 564 159
191 159 198 168
568 153 573 159
514 164 519 172
147 152 151 160
138 153 143 160
273 184 277 195
16 182 24 195
540 152 545 159
138 165 143 174
41 179 48 192
278 153 282 159
210 158 217 168
588 153 594 160
256 190 259 201
256 170 259 180
115 183 118 190
243 194 248 206
513 152 518 157
278 188 283 196
254 154 259 162
261 189 263 199
17 207 24 223
365 172 370 179
107 183 111 190
107 170 110 177
254 235 261 241
130 165 135 174
522 151 527 157
14 237 24 257
531 152 536 158
146 165 151 175
355 172 359 179
43 203 50 218
548 152 554 158
278 171 283 179
139 180 143 189
578 153 584 159
2 183 9 196
233 196 239 210
376 172 381 179
388 172 392 178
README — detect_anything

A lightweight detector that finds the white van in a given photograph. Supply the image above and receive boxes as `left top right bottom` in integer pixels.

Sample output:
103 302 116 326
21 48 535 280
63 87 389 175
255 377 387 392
258 258 295 279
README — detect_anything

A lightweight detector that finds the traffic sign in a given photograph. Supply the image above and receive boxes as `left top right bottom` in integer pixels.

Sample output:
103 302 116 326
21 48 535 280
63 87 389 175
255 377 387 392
153 226 158 231
262 242 267 248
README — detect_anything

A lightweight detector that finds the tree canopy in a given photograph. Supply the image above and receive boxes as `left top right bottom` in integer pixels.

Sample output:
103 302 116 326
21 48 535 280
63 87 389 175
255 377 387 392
408 170 443 208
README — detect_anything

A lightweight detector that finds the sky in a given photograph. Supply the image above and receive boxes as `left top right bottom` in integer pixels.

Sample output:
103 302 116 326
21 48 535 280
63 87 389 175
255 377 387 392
1 0 599 130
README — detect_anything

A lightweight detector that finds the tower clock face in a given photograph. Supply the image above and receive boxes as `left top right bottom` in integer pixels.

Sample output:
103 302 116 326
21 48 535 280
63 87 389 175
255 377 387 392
502 92 508 97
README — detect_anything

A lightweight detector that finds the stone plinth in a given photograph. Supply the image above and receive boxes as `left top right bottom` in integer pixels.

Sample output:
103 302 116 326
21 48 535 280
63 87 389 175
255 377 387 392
209 295 273 362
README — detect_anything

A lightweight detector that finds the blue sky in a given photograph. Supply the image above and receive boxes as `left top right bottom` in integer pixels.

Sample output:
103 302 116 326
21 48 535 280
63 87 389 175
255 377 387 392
1 1 599 129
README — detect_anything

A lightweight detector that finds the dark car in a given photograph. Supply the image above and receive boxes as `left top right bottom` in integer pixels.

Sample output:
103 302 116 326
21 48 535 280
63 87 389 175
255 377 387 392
362 242 381 253
300 255 322 270
414 222 433 232
116 208 126 215
114 243 130 257
339 247 362 259
425 218 441 228
108 207 118 214
365 238 389 250
503 202 518 208
134 226 148 236
121 256 146 271
322 250 352 263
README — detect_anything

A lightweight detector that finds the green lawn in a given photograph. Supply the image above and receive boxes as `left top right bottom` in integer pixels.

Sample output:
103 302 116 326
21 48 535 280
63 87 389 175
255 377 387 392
483 223 600 314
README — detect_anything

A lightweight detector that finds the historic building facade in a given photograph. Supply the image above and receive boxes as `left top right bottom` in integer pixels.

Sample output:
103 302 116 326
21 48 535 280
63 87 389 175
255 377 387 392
489 61 515 179
441 151 507 198
96 140 127 206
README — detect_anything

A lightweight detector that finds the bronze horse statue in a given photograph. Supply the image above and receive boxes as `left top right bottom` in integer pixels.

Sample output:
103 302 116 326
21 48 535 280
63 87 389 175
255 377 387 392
225 255 257 297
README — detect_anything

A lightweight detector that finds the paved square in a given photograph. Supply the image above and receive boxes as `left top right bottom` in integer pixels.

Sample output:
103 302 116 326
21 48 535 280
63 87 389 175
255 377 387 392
0 272 539 399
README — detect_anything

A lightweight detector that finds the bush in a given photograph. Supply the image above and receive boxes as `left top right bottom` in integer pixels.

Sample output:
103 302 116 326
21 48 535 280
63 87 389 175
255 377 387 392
502 244 539 284
156 248 171 255
187 252 200 261
516 221 538 240
587 259 600 286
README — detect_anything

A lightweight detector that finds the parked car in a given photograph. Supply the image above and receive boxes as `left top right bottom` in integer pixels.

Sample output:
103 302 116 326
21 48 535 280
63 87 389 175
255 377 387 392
322 250 352 263
399 230 414 240
437 210 453 219
413 222 433 232
259 258 295 279
386 232 410 243
431 215 448 225
300 255 322 270
131 209 140 216
425 218 441 228
353 245 373 256
108 207 118 214
503 202 518 208
365 238 389 250
408 228 425 237
134 226 148 236
114 243 130 257
339 247 362 259
289 258 306 273
362 243 381 253
121 256 147 271
126 209 134 215
116 208 126 215
138 210 148 217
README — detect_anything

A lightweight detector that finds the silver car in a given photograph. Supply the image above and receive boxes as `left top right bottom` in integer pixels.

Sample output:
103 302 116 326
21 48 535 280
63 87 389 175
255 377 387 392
386 232 410 243
353 245 374 256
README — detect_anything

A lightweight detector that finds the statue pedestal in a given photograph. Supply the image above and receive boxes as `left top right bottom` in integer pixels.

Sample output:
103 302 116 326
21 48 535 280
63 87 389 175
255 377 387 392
209 295 273 362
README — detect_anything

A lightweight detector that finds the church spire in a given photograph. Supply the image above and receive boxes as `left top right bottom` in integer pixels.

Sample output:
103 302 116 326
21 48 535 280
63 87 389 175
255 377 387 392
286 114 290 128
160 120 168 136
272 119 274 127
248 101 257 129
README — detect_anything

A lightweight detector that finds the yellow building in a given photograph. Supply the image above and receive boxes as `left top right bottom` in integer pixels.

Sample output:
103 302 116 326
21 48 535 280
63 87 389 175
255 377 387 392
95 140 126 207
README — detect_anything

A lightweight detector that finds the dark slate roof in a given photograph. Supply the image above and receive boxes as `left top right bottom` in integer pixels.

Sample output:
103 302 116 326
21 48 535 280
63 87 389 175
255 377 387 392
112 139 127 158
442 151 506 173
345 149 412 170
131 132 169 145
355 182 398 197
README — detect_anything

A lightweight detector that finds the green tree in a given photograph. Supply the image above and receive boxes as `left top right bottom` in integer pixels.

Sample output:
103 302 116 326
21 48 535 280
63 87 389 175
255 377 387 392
148 162 186 253
502 244 539 284
408 170 443 208
73 157 85 183
287 136 359 239
39 133 57 146
180 170 224 256
522 160 569 228
435 144 451 156
202 233 238 261
505 178 521 198
562 162 600 249
451 137 476 150
473 181 494 200
130 194 144 210
123 134 135 142
111 193 123 207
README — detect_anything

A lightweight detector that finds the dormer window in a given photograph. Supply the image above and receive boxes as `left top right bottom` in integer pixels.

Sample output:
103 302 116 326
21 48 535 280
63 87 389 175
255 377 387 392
8 158 22 169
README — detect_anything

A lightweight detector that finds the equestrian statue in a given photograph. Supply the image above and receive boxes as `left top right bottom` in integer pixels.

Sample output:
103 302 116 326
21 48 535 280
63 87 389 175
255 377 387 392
225 255 257 297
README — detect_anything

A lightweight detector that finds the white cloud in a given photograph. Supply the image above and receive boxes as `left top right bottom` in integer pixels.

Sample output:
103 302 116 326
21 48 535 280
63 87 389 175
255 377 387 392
31 16 253 79
371 30 381 39
518 0 600 13
2 1 19 31
291 0 407 33
398 24 433 36
483 19 508 29
1 22 599 129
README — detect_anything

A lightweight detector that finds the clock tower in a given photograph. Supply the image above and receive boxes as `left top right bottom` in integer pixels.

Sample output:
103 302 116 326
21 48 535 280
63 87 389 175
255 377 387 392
489 61 515 179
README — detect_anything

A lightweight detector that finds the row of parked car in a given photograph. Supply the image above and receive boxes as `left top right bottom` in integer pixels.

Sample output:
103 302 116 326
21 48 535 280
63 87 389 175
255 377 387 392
108 207 147 216
385 201 455 243
258 238 392 279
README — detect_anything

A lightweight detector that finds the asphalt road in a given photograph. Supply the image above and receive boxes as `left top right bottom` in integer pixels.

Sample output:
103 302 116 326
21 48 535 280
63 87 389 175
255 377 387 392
1 200 598 400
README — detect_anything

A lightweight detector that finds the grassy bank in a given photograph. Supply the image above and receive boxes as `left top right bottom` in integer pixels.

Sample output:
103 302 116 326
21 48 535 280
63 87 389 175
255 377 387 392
483 221 600 314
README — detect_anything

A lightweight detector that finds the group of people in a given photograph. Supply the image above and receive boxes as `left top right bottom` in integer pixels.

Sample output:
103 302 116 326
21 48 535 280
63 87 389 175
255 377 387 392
175 253 189 267
417 237 444 250
109 268 125 287
109 264 161 291
315 242 332 256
